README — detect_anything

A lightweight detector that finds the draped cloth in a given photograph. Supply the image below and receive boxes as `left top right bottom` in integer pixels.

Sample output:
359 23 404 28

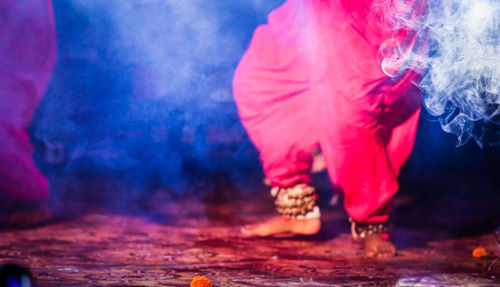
233 0 426 223
0 0 57 199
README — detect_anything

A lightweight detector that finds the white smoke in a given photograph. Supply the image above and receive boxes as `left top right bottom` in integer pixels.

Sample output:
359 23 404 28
381 0 500 146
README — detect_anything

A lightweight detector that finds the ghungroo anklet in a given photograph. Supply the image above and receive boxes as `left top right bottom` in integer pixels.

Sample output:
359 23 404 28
271 184 320 219
349 217 393 240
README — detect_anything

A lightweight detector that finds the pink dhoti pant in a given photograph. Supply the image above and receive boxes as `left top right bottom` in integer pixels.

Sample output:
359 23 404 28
233 0 425 223
0 0 57 200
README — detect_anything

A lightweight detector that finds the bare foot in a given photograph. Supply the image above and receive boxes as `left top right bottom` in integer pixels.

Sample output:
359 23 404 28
241 216 321 237
364 234 396 258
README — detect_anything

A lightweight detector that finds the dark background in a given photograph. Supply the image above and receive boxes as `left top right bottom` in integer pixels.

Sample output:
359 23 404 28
27 0 499 235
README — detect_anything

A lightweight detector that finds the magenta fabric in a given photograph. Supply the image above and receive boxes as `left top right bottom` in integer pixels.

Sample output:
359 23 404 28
0 0 57 200
233 0 426 223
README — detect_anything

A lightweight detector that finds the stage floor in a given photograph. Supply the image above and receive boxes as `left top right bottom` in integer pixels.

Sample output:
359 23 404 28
0 189 499 287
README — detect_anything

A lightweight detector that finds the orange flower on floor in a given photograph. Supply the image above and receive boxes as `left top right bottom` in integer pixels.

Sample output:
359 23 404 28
472 247 487 258
190 275 212 287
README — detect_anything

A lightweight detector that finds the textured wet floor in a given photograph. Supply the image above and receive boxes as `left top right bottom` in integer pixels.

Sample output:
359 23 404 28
0 191 499 287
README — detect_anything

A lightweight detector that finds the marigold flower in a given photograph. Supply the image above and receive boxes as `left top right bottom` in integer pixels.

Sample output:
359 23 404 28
190 275 212 287
472 247 487 258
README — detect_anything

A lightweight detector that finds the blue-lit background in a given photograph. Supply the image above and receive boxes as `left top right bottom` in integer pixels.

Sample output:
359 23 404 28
26 0 499 230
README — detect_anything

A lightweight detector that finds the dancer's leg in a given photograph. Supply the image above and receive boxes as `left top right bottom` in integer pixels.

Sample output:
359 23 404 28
233 1 321 236
306 1 422 257
233 0 321 189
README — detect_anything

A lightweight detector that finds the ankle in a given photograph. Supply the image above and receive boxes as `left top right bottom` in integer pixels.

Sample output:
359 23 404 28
271 183 321 220
349 217 393 241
